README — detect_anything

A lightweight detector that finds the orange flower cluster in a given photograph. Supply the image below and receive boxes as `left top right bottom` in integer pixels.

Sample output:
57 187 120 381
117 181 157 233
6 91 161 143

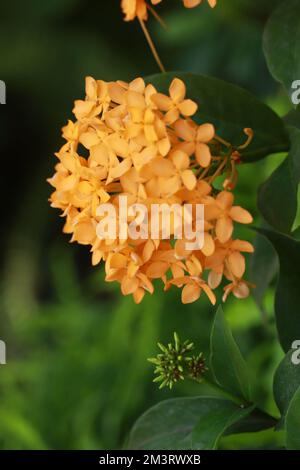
48 76 254 305
121 0 217 21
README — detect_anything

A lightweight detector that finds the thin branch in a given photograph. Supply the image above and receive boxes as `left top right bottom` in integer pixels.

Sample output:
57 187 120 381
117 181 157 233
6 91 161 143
138 16 166 73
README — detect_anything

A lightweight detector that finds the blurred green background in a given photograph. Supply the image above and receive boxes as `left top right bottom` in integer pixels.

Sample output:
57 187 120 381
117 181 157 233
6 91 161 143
0 0 292 450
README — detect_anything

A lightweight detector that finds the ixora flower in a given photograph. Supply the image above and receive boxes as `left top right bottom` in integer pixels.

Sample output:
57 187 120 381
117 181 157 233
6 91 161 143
48 75 254 305
121 0 217 21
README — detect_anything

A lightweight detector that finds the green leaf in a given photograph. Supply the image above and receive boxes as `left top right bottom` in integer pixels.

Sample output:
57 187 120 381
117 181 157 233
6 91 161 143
274 350 300 427
145 72 289 161
128 396 254 450
210 306 251 402
263 0 300 98
286 387 300 449
257 228 300 352
250 231 279 313
250 230 278 310
225 407 277 435
285 120 300 184
283 111 300 191
293 225 300 240
258 154 297 233
284 107 300 130
0 408 47 450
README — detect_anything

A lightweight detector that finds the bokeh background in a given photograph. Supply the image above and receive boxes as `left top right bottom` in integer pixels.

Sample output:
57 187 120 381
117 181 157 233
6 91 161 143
0 0 294 449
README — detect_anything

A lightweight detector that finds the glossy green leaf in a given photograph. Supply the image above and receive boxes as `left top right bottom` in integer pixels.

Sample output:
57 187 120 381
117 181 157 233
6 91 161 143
286 387 300 449
274 350 300 427
225 407 277 435
250 231 279 313
257 228 300 352
210 306 251 402
258 155 297 233
128 397 254 450
285 115 300 183
263 0 300 98
293 225 300 240
284 107 300 130
145 72 289 161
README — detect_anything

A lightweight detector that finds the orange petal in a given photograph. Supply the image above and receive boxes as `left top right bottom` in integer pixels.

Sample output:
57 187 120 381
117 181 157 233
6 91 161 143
151 93 172 111
168 276 189 287
230 239 254 253
158 137 171 157
150 158 174 177
143 240 156 262
144 123 158 142
229 206 253 224
127 90 146 108
133 287 145 304
205 249 226 269
175 239 191 259
85 76 97 100
73 220 95 245
216 216 233 243
201 283 217 305
109 158 132 179
164 108 180 125
90 144 109 167
216 191 234 210
146 261 169 278
79 131 99 149
186 256 202 276
222 284 233 302
72 100 94 119
183 0 202 7
169 78 186 102
174 119 195 142
233 281 250 299
77 181 93 195
196 123 215 142
59 174 78 192
202 233 215 256
129 77 145 93
92 250 102 266
137 273 154 294
208 270 222 289
172 150 190 170
121 276 139 295
195 143 212 168
171 264 185 279
59 153 77 173
181 283 201 304
227 251 245 278
181 169 197 190
128 262 139 278
204 202 221 221
110 253 128 269
178 99 198 117
108 82 126 104
108 136 129 158
208 0 217 8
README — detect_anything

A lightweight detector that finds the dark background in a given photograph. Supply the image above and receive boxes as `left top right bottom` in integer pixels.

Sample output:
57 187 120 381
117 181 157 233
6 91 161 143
0 0 291 449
